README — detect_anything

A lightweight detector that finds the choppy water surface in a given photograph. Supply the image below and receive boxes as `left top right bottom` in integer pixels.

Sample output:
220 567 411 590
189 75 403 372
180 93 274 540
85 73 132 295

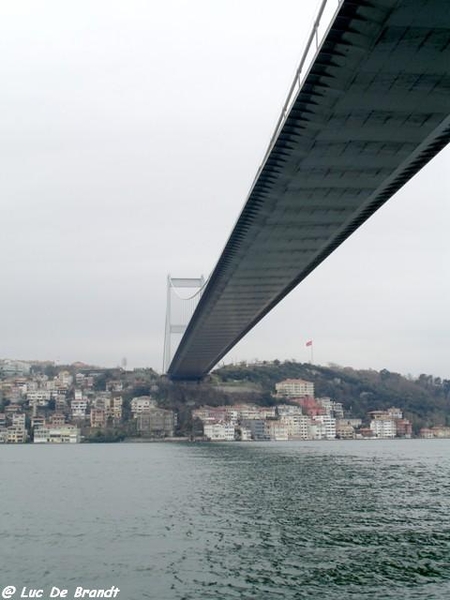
1 440 450 599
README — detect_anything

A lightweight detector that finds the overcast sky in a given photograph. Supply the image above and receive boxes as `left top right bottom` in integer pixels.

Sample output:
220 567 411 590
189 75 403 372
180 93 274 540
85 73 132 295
1 0 449 378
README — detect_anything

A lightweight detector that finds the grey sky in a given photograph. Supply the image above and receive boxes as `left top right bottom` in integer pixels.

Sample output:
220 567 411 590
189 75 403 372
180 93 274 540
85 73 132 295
1 0 449 378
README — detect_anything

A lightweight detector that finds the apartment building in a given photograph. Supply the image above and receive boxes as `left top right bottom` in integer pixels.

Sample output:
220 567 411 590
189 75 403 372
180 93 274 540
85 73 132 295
131 396 156 415
34 425 80 443
136 408 175 437
275 379 314 398
203 422 236 441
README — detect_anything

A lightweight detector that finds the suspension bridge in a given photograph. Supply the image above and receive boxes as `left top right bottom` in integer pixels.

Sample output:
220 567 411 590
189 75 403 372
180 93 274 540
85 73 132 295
164 0 450 380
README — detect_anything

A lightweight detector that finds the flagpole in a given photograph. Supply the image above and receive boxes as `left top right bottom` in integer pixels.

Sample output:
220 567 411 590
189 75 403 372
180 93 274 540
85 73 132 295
306 340 313 364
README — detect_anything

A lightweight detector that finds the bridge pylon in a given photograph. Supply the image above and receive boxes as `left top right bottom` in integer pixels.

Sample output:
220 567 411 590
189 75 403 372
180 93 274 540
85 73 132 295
163 275 205 374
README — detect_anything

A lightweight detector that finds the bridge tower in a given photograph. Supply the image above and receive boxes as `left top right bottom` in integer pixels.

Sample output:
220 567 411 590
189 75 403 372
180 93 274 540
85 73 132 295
163 275 205 373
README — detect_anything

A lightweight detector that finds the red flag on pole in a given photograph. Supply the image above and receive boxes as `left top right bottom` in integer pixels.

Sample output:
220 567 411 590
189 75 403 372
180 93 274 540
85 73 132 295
306 340 312 347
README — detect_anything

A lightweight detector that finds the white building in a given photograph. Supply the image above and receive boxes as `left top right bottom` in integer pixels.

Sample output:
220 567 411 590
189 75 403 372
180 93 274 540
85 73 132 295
336 420 356 439
317 397 344 419
27 390 51 407
265 420 288 441
105 396 123 421
370 418 396 438
12 413 26 428
34 425 80 443
7 426 27 443
203 422 236 441
241 419 268 440
131 396 157 415
312 414 336 439
55 394 67 411
277 405 303 416
71 399 88 419
235 404 263 420
280 413 312 440
387 407 403 420
75 373 85 386
275 379 314 398
223 408 239 424
240 427 252 441
45 379 57 391
258 407 277 419
58 371 73 387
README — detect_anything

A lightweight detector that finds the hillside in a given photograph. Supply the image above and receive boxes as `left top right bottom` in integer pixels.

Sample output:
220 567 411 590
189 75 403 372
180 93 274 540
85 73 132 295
212 362 450 432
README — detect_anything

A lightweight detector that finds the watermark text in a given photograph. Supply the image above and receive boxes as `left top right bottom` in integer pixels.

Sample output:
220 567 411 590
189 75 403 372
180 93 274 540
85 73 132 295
2 587 120 599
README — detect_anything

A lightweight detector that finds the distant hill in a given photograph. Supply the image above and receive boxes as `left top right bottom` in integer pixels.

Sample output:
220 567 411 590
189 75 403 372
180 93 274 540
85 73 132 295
212 362 450 432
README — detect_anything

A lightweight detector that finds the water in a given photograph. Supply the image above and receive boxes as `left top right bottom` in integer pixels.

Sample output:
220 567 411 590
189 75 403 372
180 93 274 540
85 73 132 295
1 440 450 600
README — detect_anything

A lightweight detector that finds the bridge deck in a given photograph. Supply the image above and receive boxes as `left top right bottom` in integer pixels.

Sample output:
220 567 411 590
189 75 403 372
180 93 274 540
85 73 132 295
168 0 450 380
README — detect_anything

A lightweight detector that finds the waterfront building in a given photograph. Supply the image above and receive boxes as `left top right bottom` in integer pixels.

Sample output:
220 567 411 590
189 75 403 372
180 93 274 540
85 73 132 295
239 426 252 441
241 419 268 441
358 427 375 438
265 419 288 441
203 421 236 441
280 413 312 440
396 418 413 438
368 408 411 438
33 425 80 443
136 407 175 437
336 420 356 440
370 417 396 438
419 428 435 439
7 426 27 443
429 426 450 438
312 414 336 439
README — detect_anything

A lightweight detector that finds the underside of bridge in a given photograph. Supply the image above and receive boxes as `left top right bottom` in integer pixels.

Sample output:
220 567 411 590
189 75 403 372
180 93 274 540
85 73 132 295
168 0 450 380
